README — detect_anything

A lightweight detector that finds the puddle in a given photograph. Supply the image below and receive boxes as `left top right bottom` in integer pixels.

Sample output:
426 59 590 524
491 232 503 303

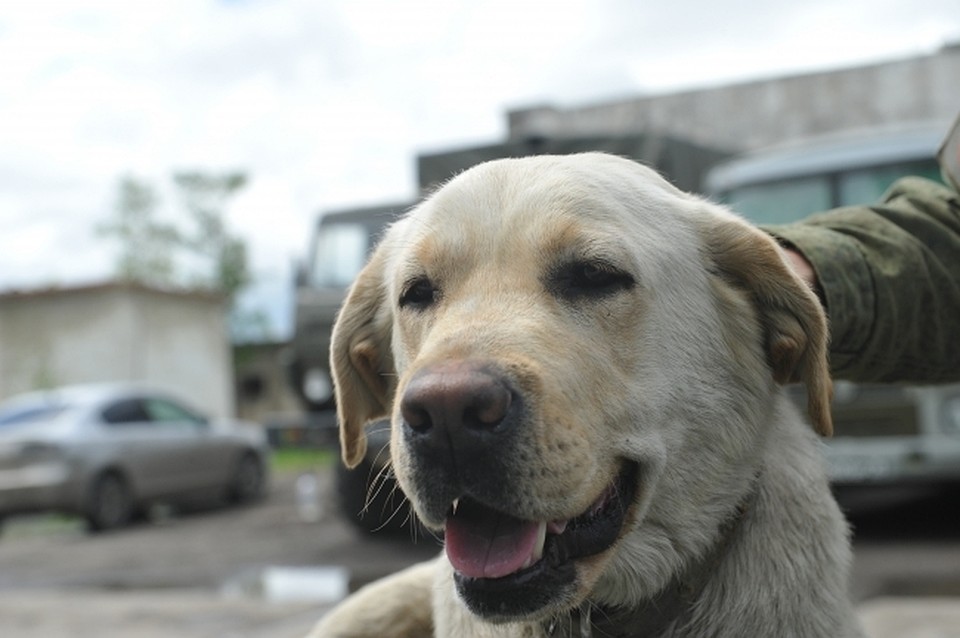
221 566 350 604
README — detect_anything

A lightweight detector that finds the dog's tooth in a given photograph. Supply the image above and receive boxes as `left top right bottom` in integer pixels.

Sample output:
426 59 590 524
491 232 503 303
532 521 547 563
451 498 459 515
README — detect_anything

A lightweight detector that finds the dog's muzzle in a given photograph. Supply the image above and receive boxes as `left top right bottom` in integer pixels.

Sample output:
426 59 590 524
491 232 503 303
399 360 527 525
398 362 639 619
449 461 639 620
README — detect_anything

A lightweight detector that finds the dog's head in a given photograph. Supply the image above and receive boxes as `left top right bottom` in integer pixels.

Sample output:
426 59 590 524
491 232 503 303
330 153 831 622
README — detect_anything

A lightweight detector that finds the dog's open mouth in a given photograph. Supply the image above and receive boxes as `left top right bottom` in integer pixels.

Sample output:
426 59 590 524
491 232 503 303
446 461 640 619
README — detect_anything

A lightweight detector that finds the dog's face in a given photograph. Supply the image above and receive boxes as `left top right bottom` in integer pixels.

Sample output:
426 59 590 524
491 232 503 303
331 153 831 623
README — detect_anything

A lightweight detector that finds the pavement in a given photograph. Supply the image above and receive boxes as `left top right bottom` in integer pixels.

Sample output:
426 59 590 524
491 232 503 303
858 598 960 638
1 588 959 637
0 588 327 638
2 469 958 637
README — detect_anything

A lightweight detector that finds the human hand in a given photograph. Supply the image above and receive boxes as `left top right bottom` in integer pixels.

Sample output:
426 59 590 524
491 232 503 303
781 248 819 292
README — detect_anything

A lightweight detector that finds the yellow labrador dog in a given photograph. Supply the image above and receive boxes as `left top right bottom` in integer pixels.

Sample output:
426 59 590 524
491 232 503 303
310 153 865 637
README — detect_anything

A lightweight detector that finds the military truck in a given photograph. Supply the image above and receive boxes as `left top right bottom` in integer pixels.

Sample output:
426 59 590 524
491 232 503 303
285 202 410 531
706 121 960 489
287 203 408 416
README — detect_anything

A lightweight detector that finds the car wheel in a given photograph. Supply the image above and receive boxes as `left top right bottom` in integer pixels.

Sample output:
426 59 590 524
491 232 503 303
336 457 417 535
228 452 265 503
86 472 134 532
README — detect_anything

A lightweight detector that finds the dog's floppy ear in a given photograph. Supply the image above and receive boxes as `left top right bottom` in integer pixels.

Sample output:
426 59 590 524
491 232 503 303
701 210 833 437
329 244 396 468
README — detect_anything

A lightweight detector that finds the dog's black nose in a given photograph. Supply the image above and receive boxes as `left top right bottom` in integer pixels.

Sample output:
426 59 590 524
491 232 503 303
400 362 513 441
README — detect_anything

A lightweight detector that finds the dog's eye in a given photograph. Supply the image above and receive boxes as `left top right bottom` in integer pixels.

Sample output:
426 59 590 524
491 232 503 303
399 276 439 310
551 260 635 301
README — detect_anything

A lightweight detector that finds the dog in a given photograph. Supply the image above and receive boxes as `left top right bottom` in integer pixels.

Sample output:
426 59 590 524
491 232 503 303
309 153 865 637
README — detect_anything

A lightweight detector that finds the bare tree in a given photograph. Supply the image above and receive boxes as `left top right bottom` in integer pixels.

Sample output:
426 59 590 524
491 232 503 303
173 171 251 302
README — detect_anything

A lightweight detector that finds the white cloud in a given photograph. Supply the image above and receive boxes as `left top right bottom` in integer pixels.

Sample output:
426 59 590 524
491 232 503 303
0 0 958 337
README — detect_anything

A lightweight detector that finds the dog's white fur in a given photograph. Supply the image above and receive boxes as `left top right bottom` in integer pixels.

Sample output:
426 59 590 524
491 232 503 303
309 153 864 637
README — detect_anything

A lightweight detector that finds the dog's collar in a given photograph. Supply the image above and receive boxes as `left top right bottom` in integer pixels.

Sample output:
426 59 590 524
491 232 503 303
544 479 759 638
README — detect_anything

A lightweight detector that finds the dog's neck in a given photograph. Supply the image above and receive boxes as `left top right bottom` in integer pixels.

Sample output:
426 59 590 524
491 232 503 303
544 480 759 638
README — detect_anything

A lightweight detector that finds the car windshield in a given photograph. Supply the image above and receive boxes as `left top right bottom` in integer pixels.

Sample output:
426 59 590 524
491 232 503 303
721 159 943 225
723 176 832 225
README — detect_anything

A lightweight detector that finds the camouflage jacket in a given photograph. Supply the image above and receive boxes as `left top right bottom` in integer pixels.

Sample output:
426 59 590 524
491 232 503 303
765 175 960 384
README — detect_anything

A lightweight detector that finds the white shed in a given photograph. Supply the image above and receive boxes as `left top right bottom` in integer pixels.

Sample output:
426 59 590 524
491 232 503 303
0 282 234 418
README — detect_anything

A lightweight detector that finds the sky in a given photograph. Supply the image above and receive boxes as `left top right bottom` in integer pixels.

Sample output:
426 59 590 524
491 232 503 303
1 0 958 339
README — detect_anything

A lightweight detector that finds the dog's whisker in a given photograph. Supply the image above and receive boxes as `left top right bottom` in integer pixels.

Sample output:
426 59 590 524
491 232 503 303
370 489 411 534
369 440 392 470
361 460 395 515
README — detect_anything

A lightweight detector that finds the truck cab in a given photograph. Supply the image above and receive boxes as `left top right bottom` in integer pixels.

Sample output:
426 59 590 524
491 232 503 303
287 203 407 417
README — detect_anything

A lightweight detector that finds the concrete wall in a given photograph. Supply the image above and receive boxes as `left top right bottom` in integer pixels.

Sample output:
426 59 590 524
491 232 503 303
508 45 960 152
0 283 234 418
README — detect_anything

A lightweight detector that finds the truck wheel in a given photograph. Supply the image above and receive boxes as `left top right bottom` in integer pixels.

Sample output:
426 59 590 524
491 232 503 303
86 472 134 532
336 458 414 535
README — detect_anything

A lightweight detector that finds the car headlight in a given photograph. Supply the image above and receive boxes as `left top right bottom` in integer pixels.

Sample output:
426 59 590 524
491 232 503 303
20 441 64 461
303 367 333 404
9 442 71 486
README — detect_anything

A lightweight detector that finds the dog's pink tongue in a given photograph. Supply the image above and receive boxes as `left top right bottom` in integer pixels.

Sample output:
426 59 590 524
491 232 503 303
445 501 540 579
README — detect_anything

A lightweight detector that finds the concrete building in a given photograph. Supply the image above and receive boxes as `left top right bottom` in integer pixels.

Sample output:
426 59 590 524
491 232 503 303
417 132 732 195
0 282 234 418
507 44 960 152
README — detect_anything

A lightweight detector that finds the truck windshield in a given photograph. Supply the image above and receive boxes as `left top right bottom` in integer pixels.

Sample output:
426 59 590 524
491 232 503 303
309 222 369 288
722 159 942 225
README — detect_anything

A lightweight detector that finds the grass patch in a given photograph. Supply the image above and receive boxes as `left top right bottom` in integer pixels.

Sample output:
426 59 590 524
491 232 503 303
271 447 337 473
3 514 85 539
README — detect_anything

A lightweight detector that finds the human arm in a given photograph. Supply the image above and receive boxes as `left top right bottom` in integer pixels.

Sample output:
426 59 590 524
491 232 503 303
764 176 960 384
780 248 818 294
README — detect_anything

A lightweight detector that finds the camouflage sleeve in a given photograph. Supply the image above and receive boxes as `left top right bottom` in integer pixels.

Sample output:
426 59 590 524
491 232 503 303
763 176 960 383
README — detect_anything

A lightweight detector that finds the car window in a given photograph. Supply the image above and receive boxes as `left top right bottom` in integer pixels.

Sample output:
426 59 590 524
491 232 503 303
837 159 943 206
143 398 205 425
102 399 151 425
719 158 944 224
722 175 832 224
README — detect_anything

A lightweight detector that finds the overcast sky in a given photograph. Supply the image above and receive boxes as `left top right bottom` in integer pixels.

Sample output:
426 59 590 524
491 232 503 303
2 0 958 338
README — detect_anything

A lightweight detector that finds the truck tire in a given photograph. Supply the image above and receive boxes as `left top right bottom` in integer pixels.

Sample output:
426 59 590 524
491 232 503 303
335 458 414 535
227 452 266 504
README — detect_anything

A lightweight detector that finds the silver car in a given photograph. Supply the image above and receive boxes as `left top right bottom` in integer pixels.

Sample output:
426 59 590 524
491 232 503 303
0 383 269 532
